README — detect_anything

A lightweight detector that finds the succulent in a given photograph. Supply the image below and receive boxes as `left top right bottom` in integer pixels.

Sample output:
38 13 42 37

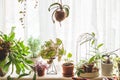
48 1 70 25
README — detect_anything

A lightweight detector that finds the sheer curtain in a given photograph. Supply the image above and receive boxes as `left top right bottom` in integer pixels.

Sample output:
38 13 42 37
0 0 120 57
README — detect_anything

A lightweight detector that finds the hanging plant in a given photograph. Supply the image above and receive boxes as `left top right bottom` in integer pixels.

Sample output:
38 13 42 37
18 0 38 27
48 0 70 26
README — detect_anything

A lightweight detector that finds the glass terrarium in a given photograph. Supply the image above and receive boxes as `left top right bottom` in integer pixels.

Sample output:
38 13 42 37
76 33 96 63
75 33 100 78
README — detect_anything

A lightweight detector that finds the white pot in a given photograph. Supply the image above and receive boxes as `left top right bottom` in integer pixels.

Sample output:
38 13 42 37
101 62 113 76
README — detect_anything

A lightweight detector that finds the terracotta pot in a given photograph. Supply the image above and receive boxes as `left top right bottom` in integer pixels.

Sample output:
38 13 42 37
55 10 66 22
0 68 5 77
101 62 113 76
37 68 45 76
62 63 74 77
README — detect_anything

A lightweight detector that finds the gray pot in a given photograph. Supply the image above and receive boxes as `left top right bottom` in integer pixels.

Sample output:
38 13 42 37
101 62 113 76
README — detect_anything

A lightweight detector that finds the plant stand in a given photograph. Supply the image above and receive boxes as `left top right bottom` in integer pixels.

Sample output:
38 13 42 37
47 61 57 75
101 62 113 76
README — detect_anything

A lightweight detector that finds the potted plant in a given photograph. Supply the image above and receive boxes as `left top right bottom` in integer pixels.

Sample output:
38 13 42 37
75 32 103 78
33 61 48 77
48 0 70 26
62 52 74 77
40 38 66 74
27 37 40 58
0 27 33 79
101 50 118 76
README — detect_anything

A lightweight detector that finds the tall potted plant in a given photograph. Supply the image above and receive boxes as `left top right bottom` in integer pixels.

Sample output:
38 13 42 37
0 27 33 79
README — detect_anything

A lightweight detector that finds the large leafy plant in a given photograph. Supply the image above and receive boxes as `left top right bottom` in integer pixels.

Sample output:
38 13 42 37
40 38 66 64
0 27 33 79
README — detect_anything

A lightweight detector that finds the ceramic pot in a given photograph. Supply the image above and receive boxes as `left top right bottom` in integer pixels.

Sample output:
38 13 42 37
62 63 74 77
101 62 113 76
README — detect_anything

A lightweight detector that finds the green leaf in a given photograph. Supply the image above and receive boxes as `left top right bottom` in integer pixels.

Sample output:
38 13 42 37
97 43 103 49
9 32 15 41
88 56 95 63
67 53 72 58
18 71 31 79
24 59 33 64
15 63 21 74
48 3 61 11
64 7 69 17
92 32 95 37
33 72 36 80
3 61 11 72
91 40 95 45
56 38 62 45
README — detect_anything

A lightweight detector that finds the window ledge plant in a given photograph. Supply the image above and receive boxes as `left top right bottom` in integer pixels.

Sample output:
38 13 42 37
40 38 66 64
33 61 48 77
27 37 40 58
0 27 33 79
62 52 74 77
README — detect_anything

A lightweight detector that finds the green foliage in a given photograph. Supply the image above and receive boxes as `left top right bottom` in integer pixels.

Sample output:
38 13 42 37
64 53 73 64
40 38 66 63
27 37 40 58
0 27 33 78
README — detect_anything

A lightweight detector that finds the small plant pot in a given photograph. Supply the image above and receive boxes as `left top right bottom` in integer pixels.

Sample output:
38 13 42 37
62 63 74 77
37 68 45 76
101 62 113 76
0 68 5 77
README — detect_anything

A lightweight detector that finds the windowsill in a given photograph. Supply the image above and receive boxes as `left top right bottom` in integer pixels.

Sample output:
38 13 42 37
0 71 117 80
0 73 112 80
